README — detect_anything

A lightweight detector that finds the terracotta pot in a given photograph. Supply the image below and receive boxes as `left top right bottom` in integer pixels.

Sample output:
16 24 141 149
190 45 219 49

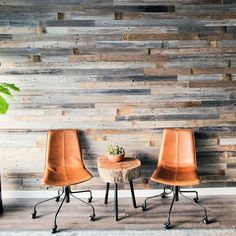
108 154 124 163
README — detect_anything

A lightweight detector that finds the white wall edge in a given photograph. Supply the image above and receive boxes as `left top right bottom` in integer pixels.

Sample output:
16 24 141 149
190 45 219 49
2 187 236 199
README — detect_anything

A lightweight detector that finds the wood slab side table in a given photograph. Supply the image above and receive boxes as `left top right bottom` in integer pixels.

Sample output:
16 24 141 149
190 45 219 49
97 156 141 221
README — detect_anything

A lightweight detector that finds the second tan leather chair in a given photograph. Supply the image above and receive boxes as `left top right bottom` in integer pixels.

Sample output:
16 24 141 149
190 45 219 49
31 129 95 234
142 129 209 229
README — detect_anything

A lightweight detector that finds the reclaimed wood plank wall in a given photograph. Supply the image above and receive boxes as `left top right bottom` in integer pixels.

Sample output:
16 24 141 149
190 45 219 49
0 0 235 191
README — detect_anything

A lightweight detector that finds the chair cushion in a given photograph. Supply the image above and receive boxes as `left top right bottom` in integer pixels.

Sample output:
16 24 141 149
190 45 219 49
151 164 200 186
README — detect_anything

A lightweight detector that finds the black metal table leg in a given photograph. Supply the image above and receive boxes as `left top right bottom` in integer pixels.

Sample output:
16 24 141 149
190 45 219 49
114 183 118 221
104 182 110 204
129 180 137 208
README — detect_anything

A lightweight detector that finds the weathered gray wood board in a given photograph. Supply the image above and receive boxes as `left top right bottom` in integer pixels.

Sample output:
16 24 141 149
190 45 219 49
0 0 235 191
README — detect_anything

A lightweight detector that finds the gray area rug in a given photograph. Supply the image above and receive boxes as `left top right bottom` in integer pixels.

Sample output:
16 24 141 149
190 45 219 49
0 230 236 236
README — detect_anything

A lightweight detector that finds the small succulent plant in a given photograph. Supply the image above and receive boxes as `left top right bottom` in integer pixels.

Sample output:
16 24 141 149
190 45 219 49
107 144 125 156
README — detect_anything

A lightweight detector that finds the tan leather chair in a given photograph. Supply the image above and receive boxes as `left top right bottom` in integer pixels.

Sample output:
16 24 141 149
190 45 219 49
142 129 209 229
31 129 95 234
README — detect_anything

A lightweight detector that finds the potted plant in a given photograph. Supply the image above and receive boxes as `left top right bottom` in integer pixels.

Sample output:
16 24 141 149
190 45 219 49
0 83 20 114
0 82 19 214
106 144 125 163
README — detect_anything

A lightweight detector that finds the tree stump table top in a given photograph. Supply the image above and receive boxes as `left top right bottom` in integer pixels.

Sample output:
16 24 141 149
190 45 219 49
97 156 141 183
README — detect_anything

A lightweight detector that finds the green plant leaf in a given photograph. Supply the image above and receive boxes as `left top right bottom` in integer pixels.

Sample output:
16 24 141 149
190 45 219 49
1 83 20 92
0 85 12 97
0 95 9 114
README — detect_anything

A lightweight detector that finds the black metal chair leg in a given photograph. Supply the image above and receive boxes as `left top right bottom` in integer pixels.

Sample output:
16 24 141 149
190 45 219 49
32 189 64 219
51 192 67 234
179 191 209 224
65 186 70 203
32 186 95 233
142 188 173 211
129 180 137 208
114 183 118 221
180 190 199 202
164 191 177 229
175 186 179 201
104 182 110 204
162 186 173 198
70 192 95 221
161 186 169 198
55 189 62 202
70 189 93 203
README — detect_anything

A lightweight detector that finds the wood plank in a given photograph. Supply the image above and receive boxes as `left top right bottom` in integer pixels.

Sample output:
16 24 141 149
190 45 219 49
0 0 235 191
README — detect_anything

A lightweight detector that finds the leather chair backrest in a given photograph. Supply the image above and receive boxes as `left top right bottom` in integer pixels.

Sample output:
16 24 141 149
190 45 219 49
158 129 197 168
43 129 91 186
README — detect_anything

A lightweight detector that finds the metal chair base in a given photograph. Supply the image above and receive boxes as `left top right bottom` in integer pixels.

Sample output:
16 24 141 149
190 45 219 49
142 185 173 211
31 186 95 234
142 186 209 229
165 186 209 229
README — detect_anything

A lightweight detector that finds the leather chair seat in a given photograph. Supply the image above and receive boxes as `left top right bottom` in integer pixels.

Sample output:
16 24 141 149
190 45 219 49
151 165 200 186
43 165 92 186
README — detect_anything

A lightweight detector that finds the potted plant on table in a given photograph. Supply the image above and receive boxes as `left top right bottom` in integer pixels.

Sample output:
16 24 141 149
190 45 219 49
106 144 125 163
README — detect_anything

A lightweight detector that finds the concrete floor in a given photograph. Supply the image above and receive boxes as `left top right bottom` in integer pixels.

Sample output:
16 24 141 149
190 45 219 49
0 195 235 233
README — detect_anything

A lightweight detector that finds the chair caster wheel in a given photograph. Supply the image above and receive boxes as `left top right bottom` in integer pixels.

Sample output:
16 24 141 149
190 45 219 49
193 197 199 203
164 222 172 229
142 205 147 211
31 211 36 219
51 225 57 234
55 197 60 202
90 214 95 221
202 217 209 224
161 194 166 199
88 197 93 203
